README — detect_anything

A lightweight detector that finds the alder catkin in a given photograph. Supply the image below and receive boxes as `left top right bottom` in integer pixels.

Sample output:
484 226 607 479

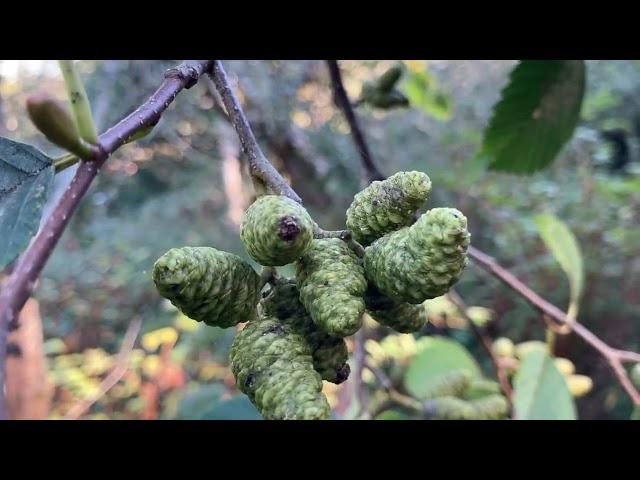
229 316 331 420
240 195 314 266
296 238 367 337
364 284 426 333
152 246 260 328
346 171 432 246
364 207 470 304
260 279 350 384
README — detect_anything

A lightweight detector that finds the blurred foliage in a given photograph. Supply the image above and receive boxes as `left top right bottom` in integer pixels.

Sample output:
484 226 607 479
1 59 639 419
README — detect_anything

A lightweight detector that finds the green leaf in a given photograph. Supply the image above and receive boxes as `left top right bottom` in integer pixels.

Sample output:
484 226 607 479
534 213 584 315
0 137 55 269
631 406 640 421
199 396 263 420
173 384 225 419
513 349 577 420
404 336 481 399
375 409 411 420
480 60 586 174
401 69 453 121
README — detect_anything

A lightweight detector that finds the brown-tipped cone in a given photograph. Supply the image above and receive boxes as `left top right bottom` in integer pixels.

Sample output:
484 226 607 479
26 93 93 158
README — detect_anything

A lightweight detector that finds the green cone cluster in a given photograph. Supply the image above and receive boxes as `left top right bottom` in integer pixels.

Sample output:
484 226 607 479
152 247 260 328
260 279 350 384
420 371 508 420
346 171 432 246
360 64 410 110
240 195 314 266
151 168 473 420
229 316 331 420
364 284 426 333
425 394 508 420
419 370 474 400
296 238 367 337
364 207 470 304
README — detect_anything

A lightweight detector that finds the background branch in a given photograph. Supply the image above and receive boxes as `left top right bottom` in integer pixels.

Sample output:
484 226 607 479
468 245 640 405
63 317 142 420
447 289 513 408
0 60 211 419
325 60 385 183
209 61 301 203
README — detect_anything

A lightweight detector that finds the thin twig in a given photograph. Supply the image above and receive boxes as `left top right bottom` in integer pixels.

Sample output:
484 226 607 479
313 228 352 240
365 361 423 415
64 318 142 420
209 61 301 203
353 327 369 417
325 60 385 183
325 62 640 407
0 60 211 419
447 289 513 407
468 245 640 405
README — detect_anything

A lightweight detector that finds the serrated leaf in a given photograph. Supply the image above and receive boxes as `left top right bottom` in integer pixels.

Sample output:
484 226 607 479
404 336 481 399
513 349 577 420
534 213 584 315
480 60 586 174
0 137 55 269
401 69 453 121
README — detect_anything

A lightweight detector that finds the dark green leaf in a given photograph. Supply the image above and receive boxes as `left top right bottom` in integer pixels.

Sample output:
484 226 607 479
0 137 55 269
513 349 577 420
480 60 586 174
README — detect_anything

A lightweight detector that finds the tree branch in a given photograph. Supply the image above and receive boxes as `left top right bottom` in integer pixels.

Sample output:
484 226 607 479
0 60 211 419
208 61 301 203
325 60 385 183
325 60 640 407
468 245 640 405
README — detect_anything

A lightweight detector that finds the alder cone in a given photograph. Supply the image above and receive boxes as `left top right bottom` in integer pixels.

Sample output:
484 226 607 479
364 207 470 304
462 378 501 400
152 246 260 328
260 279 350 384
229 316 331 420
240 195 314 266
346 171 432 246
364 284 426 333
418 370 473 400
296 238 367 337
425 394 508 420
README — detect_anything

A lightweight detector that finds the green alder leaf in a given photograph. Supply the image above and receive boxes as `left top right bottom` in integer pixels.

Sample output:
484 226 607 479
534 213 584 316
0 137 55 269
480 60 586 174
513 348 577 420
404 336 481 399
401 69 453 121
